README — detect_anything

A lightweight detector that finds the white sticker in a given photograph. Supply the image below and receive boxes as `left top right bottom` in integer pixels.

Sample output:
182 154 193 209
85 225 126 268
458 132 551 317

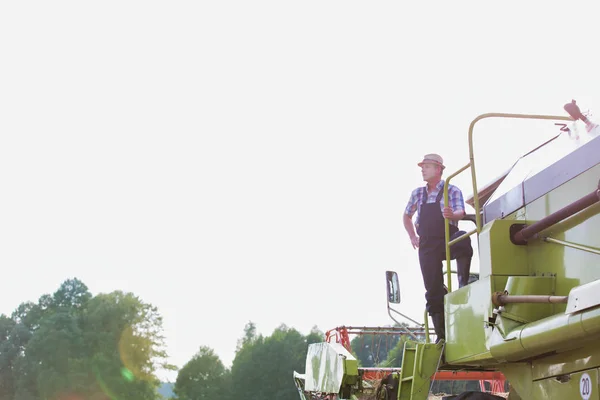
580 372 592 400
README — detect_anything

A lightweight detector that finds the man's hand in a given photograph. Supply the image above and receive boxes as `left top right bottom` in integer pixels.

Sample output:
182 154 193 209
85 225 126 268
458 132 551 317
443 207 466 221
442 206 455 220
410 234 420 249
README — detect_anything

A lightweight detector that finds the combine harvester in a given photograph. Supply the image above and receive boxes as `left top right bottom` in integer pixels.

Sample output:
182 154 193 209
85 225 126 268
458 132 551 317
294 100 600 399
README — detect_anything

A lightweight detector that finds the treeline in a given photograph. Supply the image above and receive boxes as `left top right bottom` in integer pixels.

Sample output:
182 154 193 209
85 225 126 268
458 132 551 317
174 322 324 400
0 278 324 400
0 278 484 400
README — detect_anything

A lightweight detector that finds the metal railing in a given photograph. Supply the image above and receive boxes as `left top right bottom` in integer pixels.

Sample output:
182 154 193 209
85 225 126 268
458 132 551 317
442 113 572 292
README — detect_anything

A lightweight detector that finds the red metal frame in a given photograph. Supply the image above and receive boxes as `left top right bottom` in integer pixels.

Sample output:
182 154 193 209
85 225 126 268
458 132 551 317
325 326 352 352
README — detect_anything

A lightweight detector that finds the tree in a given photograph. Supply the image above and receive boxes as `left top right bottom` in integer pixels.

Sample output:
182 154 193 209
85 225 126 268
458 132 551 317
230 323 320 400
51 278 92 311
174 346 230 400
21 279 93 400
350 332 401 367
0 278 173 400
236 321 258 351
25 310 87 399
6 302 43 400
0 314 17 399
230 321 265 400
82 290 175 400
380 334 408 368
305 325 324 346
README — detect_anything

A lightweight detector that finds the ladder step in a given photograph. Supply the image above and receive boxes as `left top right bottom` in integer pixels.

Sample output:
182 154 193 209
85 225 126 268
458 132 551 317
400 377 413 382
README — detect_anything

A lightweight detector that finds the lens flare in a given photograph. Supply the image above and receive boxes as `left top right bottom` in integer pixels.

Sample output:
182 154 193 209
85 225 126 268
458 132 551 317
121 367 134 382
119 325 152 381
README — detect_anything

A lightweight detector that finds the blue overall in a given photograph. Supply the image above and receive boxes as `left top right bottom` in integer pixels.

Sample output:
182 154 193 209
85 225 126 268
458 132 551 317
417 187 473 316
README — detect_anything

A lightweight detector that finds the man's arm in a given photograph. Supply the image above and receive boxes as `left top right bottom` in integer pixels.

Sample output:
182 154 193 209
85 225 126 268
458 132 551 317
403 213 419 249
404 190 420 249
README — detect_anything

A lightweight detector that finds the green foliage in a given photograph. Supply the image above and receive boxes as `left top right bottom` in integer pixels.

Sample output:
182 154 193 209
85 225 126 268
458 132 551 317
218 322 324 400
379 334 408 368
0 277 172 400
26 310 87 398
174 346 230 400
236 320 259 352
305 325 324 346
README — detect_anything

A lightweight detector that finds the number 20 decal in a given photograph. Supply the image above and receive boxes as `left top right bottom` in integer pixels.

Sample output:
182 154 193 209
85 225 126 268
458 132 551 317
580 373 592 400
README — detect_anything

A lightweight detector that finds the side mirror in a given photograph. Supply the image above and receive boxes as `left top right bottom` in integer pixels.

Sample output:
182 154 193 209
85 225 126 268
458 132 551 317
384 270 423 338
386 271 401 304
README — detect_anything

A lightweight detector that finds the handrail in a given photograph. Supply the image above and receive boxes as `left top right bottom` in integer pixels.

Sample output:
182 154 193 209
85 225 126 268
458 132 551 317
443 163 470 291
423 309 430 343
443 113 572 292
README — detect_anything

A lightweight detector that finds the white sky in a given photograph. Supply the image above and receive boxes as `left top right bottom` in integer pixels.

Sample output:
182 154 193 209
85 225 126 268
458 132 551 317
2 1 600 382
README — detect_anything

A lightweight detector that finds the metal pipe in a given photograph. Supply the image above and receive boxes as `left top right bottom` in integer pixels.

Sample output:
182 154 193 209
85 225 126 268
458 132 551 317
386 307 424 328
345 330 431 335
493 292 568 306
343 328 432 335
544 236 600 256
432 371 506 382
448 228 478 247
341 326 418 331
386 307 421 340
512 186 600 245
359 368 505 381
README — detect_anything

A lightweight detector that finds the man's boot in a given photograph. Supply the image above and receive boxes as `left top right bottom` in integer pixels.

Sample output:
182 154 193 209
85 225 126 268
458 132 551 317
457 257 472 288
431 312 445 343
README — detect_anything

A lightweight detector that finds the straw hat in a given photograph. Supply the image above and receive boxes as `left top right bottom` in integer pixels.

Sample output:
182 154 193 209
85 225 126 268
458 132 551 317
417 153 445 169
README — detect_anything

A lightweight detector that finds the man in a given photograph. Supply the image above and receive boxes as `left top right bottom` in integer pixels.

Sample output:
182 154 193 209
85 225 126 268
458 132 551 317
403 153 473 343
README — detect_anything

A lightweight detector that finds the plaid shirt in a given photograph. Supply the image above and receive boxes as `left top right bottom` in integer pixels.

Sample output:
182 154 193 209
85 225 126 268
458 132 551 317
404 180 465 227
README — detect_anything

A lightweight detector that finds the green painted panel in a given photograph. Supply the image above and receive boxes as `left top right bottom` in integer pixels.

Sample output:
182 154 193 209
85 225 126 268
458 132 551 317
532 345 600 381
500 362 533 399
533 368 598 400
445 277 493 364
478 219 529 279
443 275 516 365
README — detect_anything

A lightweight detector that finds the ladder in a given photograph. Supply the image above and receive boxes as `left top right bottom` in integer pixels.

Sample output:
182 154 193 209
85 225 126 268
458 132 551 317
396 340 444 399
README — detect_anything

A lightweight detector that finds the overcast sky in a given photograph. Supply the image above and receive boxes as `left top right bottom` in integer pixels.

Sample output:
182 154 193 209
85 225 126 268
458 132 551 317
2 0 600 382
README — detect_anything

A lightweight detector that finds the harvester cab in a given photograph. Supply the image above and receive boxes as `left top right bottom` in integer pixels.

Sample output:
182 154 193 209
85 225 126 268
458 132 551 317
295 100 600 400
